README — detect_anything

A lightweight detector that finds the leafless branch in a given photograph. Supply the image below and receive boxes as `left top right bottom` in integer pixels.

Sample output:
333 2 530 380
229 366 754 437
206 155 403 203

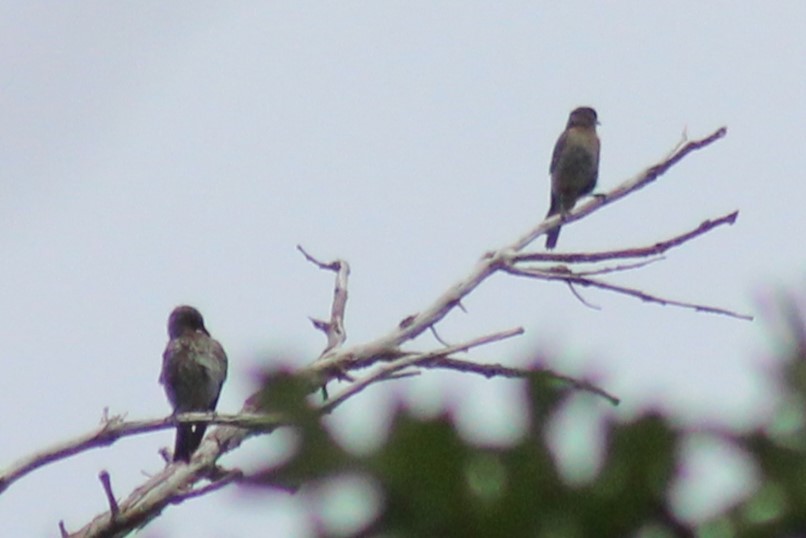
0 412 285 495
171 468 243 502
298 244 350 354
64 412 283 537
566 276 751 320
98 471 119 517
320 327 525 414
429 325 451 346
566 282 602 310
311 129 734 377
16 127 738 537
498 210 752 320
504 265 752 320
573 257 664 276
421 356 620 406
510 210 738 264
510 126 728 251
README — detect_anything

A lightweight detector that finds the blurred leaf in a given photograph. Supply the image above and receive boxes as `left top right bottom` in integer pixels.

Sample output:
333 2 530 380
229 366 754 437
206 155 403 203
244 293 806 538
246 370 351 491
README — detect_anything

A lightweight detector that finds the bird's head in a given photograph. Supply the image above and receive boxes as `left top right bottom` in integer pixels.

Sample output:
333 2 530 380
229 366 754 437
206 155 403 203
567 107 599 129
167 305 209 339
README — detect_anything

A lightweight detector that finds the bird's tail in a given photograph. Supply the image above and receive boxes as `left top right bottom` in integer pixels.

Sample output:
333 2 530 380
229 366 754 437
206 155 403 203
173 423 207 462
545 226 561 250
545 196 561 250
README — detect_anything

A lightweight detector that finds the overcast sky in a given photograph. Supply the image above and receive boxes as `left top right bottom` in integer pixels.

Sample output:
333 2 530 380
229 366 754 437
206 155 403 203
1 3 805 536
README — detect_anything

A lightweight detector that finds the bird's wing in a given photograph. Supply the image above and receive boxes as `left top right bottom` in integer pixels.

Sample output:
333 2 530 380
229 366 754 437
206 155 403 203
159 341 179 385
204 338 228 410
591 133 601 183
549 130 568 175
210 339 228 383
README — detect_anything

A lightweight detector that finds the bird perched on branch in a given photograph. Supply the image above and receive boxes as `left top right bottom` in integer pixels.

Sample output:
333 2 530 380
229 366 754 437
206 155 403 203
160 305 228 462
545 106 600 249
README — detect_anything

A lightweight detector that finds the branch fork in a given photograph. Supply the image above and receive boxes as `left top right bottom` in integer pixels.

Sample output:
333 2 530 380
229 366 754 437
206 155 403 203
8 126 748 537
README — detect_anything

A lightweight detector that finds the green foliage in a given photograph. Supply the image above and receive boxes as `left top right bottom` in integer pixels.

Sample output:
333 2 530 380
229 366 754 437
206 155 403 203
250 303 806 537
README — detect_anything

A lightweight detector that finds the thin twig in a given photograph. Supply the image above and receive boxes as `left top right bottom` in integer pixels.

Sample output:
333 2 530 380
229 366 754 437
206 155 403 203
511 211 738 264
504 266 752 320
566 282 602 310
299 244 351 354
314 130 731 374
573 257 665 276
422 356 620 406
172 469 243 502
510 127 727 251
557 258 664 309
98 471 119 517
662 130 689 161
430 325 451 347
296 244 340 271
48 129 730 537
0 413 285 495
320 327 525 414
570 275 752 320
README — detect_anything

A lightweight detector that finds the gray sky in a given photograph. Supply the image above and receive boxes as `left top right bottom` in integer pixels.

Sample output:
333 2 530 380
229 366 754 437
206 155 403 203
1 2 804 536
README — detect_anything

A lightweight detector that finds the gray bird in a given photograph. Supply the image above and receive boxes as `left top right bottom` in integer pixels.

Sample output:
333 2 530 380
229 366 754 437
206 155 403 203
160 305 228 462
545 106 600 249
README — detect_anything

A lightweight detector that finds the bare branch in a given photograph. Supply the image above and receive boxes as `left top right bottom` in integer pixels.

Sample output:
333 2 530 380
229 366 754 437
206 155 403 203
64 411 284 537
98 471 119 518
511 210 739 264
320 327 525 414
171 469 243 502
296 244 340 271
565 275 752 320
574 257 665 276
662 130 689 160
299 244 350 354
1 415 144 495
566 281 602 310
504 265 752 320
498 210 752 320
313 130 732 375
57 325 524 536
552 257 668 311
429 325 451 347
0 413 285 495
422 356 620 406
23 128 735 536
510 126 728 251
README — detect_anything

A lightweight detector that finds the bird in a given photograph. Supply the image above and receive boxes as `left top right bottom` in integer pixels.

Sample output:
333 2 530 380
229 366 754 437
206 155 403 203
159 305 228 462
544 106 600 249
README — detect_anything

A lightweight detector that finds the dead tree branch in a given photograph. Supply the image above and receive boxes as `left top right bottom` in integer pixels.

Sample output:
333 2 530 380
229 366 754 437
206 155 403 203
504 264 751 320
421 356 620 406
0 412 285 495
320 327 526 414
510 210 739 264
11 126 740 537
500 211 752 320
298 244 350 354
510 126 728 250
